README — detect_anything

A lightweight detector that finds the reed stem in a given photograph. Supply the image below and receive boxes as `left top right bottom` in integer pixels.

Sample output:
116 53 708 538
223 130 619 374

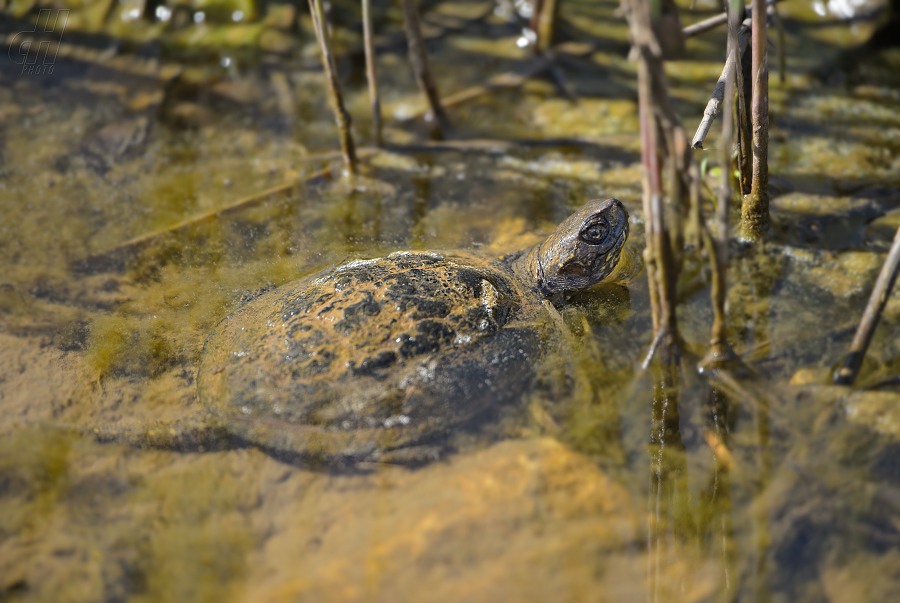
361 0 383 147
400 0 449 133
741 0 770 240
629 0 692 358
309 0 358 175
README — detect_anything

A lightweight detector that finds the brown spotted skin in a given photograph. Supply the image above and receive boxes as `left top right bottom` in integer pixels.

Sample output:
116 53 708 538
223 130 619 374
511 198 629 296
198 200 630 463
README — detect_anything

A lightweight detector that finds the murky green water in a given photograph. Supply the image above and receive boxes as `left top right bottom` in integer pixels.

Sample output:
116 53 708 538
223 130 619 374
2 0 900 601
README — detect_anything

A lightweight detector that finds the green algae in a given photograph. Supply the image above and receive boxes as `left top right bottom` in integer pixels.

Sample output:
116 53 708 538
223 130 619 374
127 456 257 603
0 428 73 537
0 429 260 603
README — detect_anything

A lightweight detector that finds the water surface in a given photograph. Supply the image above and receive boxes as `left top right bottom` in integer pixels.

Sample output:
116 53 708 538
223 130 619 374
2 1 900 601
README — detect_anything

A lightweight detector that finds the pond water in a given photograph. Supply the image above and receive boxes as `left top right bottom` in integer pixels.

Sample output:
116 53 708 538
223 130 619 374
2 0 900 601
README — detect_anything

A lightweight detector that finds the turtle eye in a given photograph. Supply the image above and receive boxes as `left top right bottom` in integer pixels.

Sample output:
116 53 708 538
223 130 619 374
580 223 607 244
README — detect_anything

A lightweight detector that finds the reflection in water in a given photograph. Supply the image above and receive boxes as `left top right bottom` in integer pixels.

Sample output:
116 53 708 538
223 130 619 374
752 382 773 603
702 384 737 602
732 247 777 600
645 357 692 603
410 155 434 248
733 246 778 364
644 356 782 602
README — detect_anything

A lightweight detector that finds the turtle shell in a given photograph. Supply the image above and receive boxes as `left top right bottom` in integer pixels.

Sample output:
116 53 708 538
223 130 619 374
197 251 548 463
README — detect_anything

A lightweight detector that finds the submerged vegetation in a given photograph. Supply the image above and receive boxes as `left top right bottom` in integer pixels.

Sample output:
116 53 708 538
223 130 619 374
1 0 900 601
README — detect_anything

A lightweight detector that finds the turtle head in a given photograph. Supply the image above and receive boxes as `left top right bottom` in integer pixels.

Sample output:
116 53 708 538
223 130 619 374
515 198 630 296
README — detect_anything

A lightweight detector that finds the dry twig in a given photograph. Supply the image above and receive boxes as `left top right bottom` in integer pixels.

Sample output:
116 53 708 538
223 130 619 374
682 0 783 38
835 225 900 386
440 55 556 109
69 156 378 274
405 42 598 120
691 22 751 150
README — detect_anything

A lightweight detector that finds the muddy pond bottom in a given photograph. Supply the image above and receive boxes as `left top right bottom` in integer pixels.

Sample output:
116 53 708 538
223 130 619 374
3 1 900 601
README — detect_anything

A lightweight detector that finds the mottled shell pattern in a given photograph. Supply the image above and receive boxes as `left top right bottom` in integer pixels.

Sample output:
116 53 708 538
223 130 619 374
197 199 629 461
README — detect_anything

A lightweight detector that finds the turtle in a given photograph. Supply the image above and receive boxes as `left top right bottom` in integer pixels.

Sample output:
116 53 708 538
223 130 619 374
196 198 630 464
